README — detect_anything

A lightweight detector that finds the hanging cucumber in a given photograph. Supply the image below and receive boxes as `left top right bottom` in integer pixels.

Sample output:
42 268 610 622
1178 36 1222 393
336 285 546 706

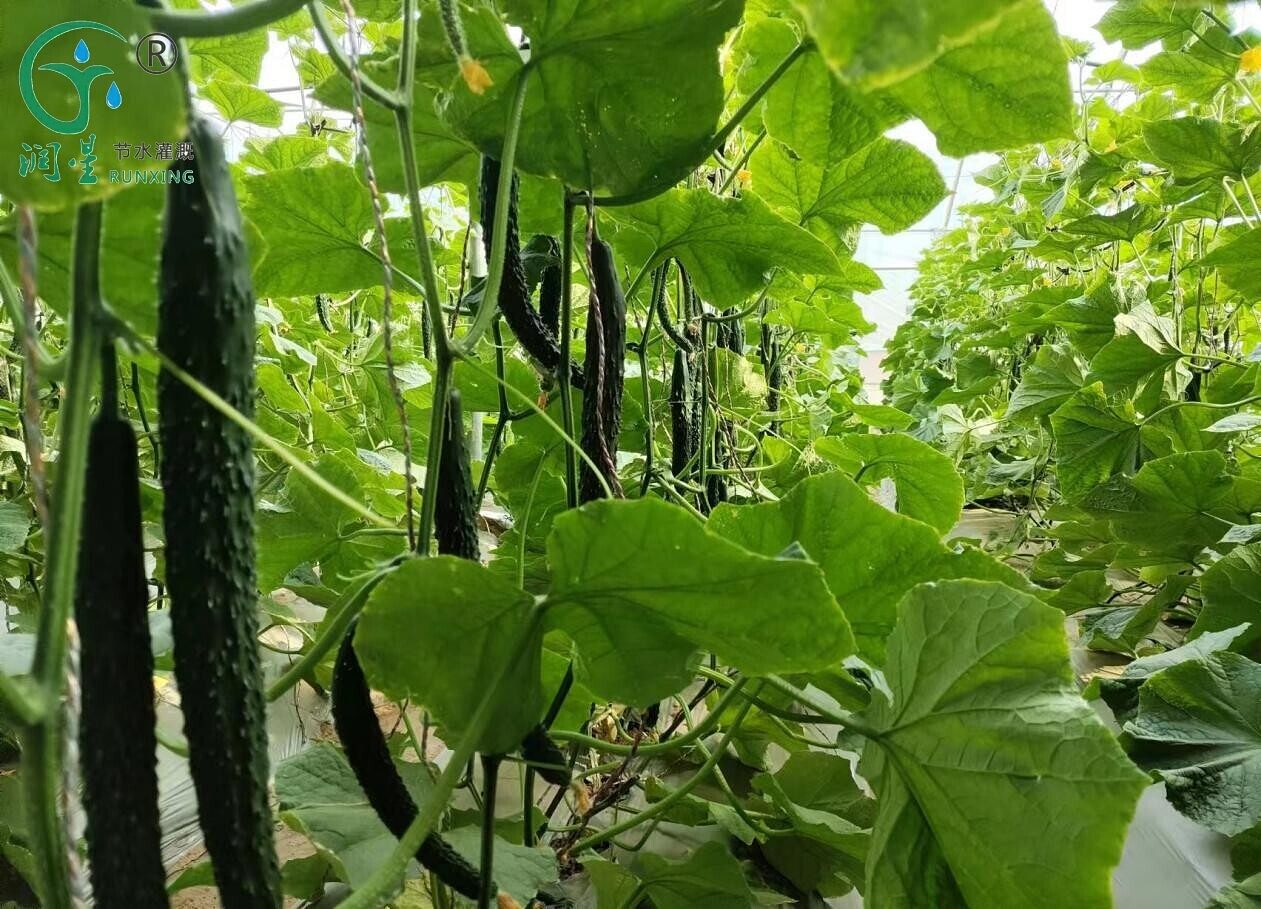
519 725 571 787
535 235 563 337
579 237 627 502
76 355 167 909
315 293 334 332
715 308 744 354
157 115 282 909
434 389 480 561
480 158 582 387
332 628 485 901
759 321 783 433
670 348 694 479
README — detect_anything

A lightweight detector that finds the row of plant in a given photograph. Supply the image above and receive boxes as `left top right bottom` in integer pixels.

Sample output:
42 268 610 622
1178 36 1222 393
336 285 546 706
885 1 1261 904
0 0 1251 907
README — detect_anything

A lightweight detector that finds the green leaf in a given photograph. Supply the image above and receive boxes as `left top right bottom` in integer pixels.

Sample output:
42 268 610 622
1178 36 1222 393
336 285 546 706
1049 382 1141 502
609 189 840 308
442 827 557 906
1208 873 1261 909
762 49 900 165
1096 0 1199 49
243 163 382 297
859 580 1148 908
1127 652 1261 836
1081 575 1194 656
1038 282 1123 358
314 60 479 193
1139 33 1239 102
1143 118 1261 181
789 0 1021 90
1087 303 1183 391
636 842 754 909
1197 227 1261 299
1193 542 1261 653
201 78 283 127
885 0 1074 156
0 0 186 209
188 30 268 83
238 135 342 173
752 753 873 892
1099 624 1249 723
1059 202 1160 244
708 472 1025 662
275 743 432 887
356 557 543 754
1080 451 1236 561
1008 343 1087 419
0 502 32 554
751 136 946 235
544 497 854 705
843 434 964 534
445 0 744 198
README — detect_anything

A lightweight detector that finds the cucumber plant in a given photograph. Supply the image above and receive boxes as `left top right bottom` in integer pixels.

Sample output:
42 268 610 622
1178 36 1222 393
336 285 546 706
4 0 1259 907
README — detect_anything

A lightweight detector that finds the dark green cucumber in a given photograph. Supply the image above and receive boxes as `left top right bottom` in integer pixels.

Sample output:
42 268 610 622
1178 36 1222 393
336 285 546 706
670 348 694 479
157 115 281 909
76 395 167 909
579 237 627 503
519 725 570 787
759 322 783 432
316 293 333 332
434 389 480 561
715 308 744 354
480 158 582 387
535 236 563 338
332 628 484 900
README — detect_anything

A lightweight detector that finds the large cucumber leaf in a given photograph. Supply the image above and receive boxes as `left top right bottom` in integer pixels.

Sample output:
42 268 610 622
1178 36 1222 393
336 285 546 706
860 580 1148 908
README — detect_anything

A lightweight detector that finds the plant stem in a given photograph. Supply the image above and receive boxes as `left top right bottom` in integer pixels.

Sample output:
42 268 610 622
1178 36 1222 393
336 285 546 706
24 202 106 909
453 349 613 498
568 683 760 852
762 674 880 738
457 71 532 354
266 563 396 701
337 608 544 909
152 0 308 37
716 128 766 195
307 2 403 110
394 0 453 555
550 678 748 756
0 672 42 726
478 755 501 909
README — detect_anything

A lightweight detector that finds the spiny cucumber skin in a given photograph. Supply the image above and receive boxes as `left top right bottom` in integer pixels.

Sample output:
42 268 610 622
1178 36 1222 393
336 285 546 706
479 158 583 388
579 238 628 503
157 116 281 909
76 414 167 909
670 348 694 479
332 629 484 900
536 236 563 337
716 309 744 354
435 389 481 562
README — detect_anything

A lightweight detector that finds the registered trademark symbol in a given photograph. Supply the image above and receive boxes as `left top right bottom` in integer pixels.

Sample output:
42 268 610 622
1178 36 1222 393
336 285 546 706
137 32 177 75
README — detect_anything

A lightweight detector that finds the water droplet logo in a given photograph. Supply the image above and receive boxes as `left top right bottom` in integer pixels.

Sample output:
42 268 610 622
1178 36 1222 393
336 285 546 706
19 21 127 136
